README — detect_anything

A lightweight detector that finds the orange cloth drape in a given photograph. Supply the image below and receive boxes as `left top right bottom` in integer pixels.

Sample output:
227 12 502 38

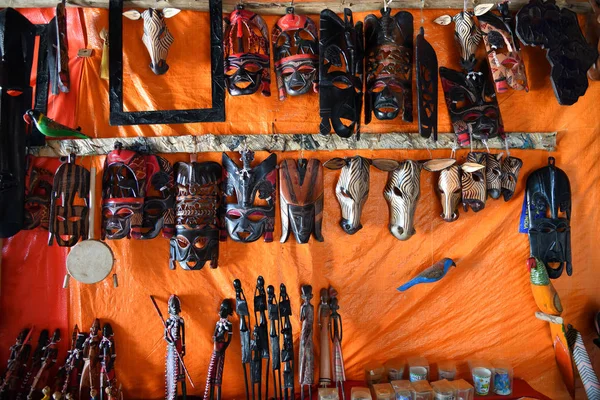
1 6 599 400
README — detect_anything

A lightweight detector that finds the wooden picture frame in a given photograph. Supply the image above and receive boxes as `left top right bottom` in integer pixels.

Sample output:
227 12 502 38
108 0 225 126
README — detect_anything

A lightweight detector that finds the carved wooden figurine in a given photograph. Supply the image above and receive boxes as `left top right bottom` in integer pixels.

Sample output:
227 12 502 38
299 285 314 400
28 329 61 399
329 288 346 400
164 295 186 400
267 285 283 400
279 284 295 400
80 320 101 400
252 276 270 400
318 289 332 388
204 300 233 400
233 279 251 400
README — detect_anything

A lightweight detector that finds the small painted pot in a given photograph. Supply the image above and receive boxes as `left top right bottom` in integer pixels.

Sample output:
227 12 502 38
409 366 428 382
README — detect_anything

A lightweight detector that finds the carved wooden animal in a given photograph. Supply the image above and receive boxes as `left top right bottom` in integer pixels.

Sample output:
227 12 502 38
123 8 181 75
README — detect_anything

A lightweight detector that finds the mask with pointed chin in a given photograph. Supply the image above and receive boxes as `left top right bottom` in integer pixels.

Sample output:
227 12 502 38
223 150 277 243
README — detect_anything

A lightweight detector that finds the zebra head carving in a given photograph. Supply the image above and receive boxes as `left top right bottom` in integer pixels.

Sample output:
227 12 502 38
324 156 398 235
486 153 503 199
438 164 462 222
383 159 455 241
434 11 482 72
462 154 487 212
123 8 181 75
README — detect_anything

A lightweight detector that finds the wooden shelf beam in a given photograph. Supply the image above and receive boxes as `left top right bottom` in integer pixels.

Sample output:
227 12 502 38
0 0 592 14
28 132 557 157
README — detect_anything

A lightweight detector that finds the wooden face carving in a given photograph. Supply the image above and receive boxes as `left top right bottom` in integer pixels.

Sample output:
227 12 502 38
501 156 523 201
324 156 372 235
325 156 398 235
435 11 482 72
383 160 422 241
123 8 181 75
438 165 461 222
486 153 503 200
462 153 487 212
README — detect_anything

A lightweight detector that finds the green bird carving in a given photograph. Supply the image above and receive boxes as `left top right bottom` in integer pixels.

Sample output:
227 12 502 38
23 109 90 139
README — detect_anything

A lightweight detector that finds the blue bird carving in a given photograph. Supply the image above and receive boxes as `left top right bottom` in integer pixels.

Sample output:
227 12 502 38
397 258 456 292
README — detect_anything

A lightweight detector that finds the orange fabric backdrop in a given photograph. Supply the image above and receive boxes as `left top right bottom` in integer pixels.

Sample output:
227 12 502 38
1 5 599 400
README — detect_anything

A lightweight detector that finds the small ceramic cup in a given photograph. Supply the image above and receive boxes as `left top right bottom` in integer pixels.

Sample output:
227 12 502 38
434 392 455 400
493 368 511 395
439 369 456 381
409 366 428 382
472 367 492 395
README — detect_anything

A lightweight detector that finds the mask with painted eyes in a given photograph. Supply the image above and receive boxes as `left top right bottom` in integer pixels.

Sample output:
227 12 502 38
526 157 572 279
272 7 319 100
140 155 175 239
23 162 57 230
224 6 271 96
440 64 504 146
48 154 90 247
101 145 147 240
364 8 413 123
478 3 528 93
170 161 222 270
222 150 277 243
319 8 364 138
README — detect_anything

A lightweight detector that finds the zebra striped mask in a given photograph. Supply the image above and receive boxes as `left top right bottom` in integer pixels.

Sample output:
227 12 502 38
383 159 455 240
123 8 181 75
435 11 481 72
324 156 398 235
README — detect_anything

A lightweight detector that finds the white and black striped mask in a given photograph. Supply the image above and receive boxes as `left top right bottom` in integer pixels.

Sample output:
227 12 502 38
123 8 181 75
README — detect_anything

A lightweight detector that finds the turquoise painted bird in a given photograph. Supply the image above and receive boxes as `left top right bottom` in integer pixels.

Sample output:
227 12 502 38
23 109 90 139
397 258 456 292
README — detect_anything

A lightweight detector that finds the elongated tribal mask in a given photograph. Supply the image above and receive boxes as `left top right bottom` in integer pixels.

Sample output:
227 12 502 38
364 8 413 123
324 156 397 235
102 145 147 240
123 8 181 75
319 9 364 138
477 2 528 93
272 8 318 100
526 157 571 279
383 159 455 241
48 155 90 247
223 150 277 242
170 161 222 270
279 159 324 244
416 27 438 140
23 158 61 231
224 7 271 96
141 155 175 239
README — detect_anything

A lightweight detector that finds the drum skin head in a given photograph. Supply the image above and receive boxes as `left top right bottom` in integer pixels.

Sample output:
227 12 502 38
66 240 114 284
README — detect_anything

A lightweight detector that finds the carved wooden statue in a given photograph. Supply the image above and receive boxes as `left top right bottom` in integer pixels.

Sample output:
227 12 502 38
318 289 331 388
299 285 314 400
80 320 101 400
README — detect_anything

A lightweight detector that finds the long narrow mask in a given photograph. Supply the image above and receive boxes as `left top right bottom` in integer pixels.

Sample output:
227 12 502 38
319 8 364 138
364 8 413 124
279 158 324 244
170 161 223 270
